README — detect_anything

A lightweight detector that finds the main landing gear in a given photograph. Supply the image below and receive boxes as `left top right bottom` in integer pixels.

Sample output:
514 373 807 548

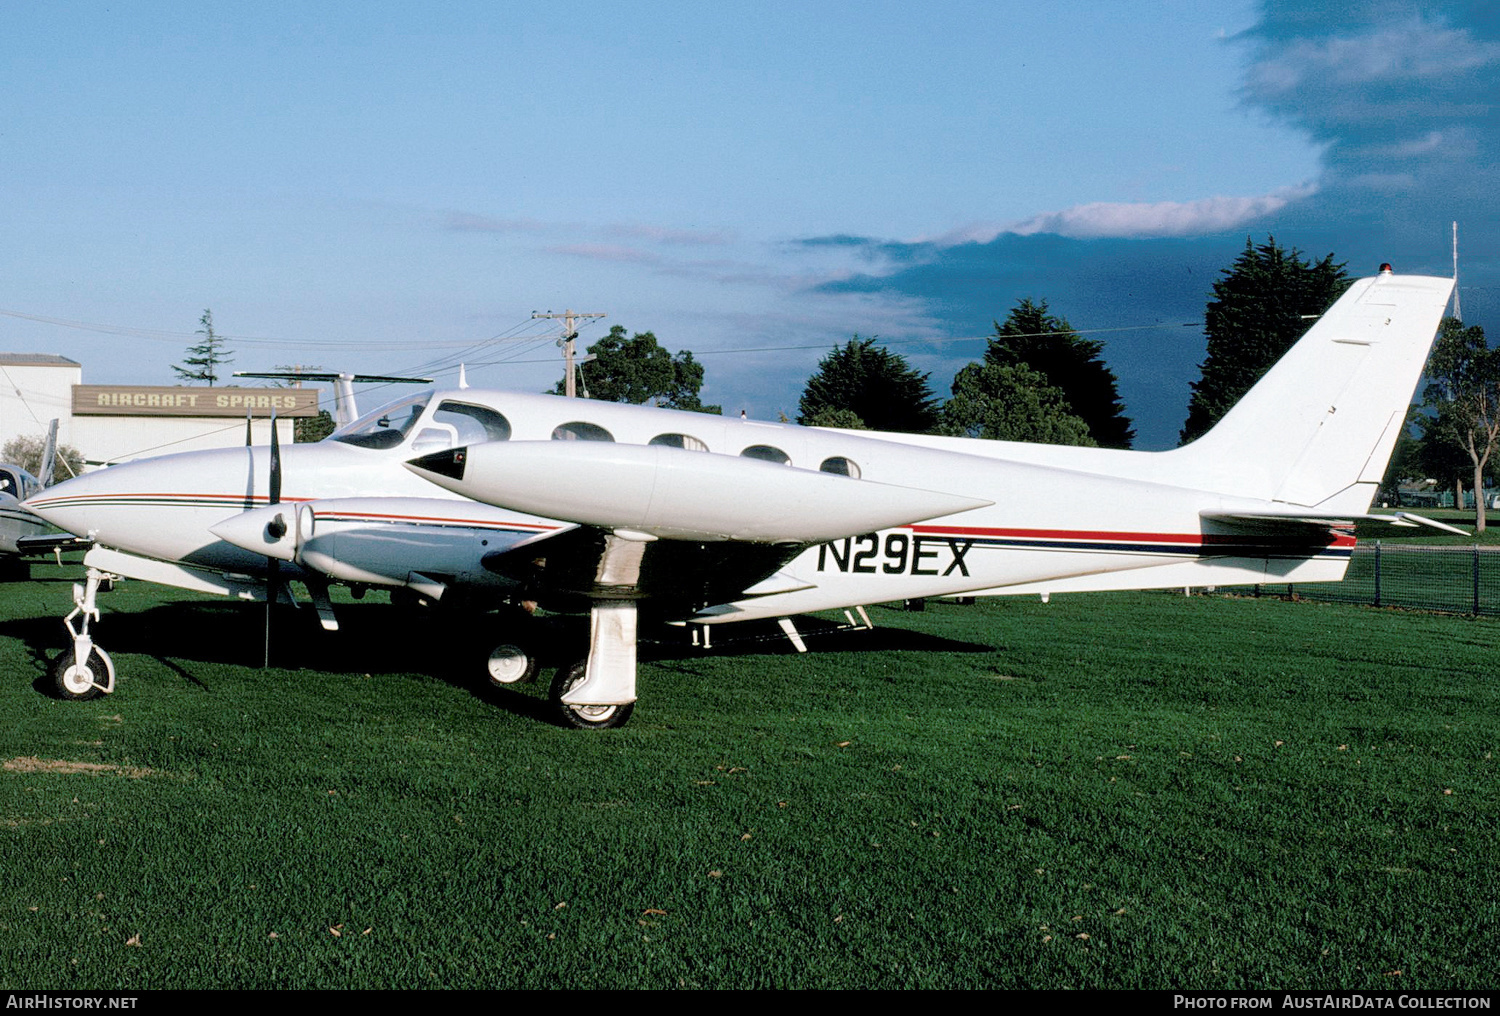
50 567 117 701
478 601 638 730
549 660 635 730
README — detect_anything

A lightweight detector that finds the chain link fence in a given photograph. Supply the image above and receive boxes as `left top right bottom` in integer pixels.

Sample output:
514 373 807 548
1242 543 1500 616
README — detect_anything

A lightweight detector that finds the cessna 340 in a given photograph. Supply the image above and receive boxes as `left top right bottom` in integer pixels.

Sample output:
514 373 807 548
23 268 1456 728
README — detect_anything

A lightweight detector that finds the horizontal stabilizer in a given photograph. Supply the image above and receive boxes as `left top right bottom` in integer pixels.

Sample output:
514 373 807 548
1203 509 1468 537
407 441 992 543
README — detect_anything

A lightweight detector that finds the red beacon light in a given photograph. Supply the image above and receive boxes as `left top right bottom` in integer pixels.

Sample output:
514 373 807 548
1379 263 1394 274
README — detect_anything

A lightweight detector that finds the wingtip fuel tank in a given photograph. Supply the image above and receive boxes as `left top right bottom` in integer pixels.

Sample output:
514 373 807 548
406 440 991 543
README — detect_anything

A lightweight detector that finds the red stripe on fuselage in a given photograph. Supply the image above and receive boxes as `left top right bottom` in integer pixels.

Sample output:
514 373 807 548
907 523 1356 549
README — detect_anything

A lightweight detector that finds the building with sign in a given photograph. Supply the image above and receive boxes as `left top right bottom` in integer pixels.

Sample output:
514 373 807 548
0 354 322 473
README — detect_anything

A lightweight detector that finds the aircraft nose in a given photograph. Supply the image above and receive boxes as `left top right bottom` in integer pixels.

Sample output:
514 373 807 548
22 471 105 535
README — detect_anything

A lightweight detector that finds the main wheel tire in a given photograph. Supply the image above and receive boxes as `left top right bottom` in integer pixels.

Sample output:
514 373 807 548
548 661 634 730
485 642 539 686
50 649 110 701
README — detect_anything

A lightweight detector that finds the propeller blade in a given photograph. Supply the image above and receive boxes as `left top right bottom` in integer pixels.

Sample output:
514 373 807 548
268 411 282 506
264 411 282 668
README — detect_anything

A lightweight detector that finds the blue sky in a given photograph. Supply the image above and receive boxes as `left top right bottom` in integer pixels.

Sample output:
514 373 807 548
2 1 1491 447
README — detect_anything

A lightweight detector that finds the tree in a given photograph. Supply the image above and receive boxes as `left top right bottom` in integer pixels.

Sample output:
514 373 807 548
797 336 939 434
1180 238 1350 444
940 361 1096 446
555 326 720 413
986 298 1132 448
2 433 83 484
172 309 233 386
1421 317 1500 531
295 410 336 443
1415 406 1473 509
802 407 867 430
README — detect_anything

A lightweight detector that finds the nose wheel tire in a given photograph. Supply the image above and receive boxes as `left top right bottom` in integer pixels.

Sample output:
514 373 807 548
549 662 634 730
50 648 112 701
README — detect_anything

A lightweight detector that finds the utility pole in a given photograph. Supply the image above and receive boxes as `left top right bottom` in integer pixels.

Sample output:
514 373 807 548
532 310 606 397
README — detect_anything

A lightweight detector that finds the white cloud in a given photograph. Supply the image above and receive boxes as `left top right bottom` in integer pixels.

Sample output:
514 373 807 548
1246 18 1500 100
1384 127 1477 160
932 185 1317 243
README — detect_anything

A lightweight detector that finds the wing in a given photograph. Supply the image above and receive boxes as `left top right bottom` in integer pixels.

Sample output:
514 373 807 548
406 440 992 614
478 525 810 616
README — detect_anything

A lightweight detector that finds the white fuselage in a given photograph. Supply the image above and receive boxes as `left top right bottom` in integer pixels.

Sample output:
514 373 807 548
25 387 1357 620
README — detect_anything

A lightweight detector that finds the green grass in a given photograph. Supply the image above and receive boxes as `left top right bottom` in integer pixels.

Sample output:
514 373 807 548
1 570 1496 989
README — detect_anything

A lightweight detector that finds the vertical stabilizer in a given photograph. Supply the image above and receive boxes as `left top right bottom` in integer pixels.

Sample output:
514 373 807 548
1173 271 1453 512
39 419 59 486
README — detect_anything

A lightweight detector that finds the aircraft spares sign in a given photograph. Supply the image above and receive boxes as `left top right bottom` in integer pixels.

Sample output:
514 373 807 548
72 386 322 418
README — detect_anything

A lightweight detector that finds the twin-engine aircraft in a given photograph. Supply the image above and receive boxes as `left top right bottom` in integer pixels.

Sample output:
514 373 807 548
24 269 1456 728
0 418 61 561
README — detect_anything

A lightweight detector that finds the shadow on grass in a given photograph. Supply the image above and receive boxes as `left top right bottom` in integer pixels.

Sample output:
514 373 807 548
1 595 993 721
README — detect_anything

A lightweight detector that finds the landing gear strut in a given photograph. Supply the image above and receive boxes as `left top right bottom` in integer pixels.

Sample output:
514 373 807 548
542 536 644 729
50 567 117 700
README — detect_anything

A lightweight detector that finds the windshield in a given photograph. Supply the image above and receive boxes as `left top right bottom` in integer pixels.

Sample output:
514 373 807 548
329 393 433 449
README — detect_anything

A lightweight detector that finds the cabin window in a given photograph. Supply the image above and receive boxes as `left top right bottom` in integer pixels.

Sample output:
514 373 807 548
552 421 614 442
741 444 791 465
331 393 433 449
649 433 708 451
0 469 17 497
819 456 861 479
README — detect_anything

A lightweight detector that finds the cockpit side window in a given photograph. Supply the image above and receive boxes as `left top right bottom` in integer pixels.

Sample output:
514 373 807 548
435 402 512 444
411 402 513 454
330 393 434 449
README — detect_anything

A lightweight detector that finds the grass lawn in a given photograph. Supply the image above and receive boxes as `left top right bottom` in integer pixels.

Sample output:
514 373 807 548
0 569 1496 989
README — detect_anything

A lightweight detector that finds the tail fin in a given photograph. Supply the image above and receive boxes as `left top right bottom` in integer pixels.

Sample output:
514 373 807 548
1174 269 1453 511
38 419 58 487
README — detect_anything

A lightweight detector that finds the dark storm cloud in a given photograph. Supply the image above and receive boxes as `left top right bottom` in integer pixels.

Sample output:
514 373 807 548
794 2 1500 448
1237 2 1500 329
1241 1 1500 246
